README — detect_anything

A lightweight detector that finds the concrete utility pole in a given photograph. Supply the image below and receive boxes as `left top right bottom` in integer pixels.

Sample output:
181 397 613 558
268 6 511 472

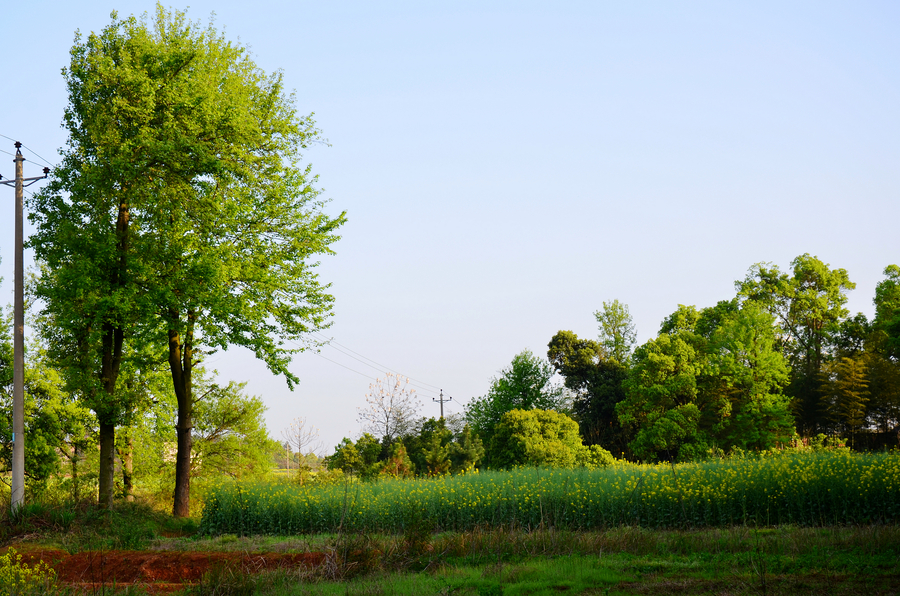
1 142 48 512
433 390 452 420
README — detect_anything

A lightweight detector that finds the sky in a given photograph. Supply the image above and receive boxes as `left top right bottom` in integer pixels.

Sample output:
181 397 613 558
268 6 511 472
1 1 898 453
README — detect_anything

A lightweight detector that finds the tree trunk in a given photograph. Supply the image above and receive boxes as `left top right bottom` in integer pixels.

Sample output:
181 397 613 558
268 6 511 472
98 422 116 508
169 309 195 518
97 198 129 509
70 443 80 501
118 429 134 502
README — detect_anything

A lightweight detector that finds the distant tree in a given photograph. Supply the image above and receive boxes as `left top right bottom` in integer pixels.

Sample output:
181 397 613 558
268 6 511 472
378 443 414 478
282 417 324 460
864 265 900 433
873 265 900 360
489 409 613 469
834 313 871 358
190 381 278 482
738 254 855 435
619 300 794 461
0 317 93 495
617 330 706 461
823 355 870 443
450 424 485 473
327 433 382 480
403 417 452 475
864 347 900 432
465 350 565 448
358 373 422 443
594 300 637 364
706 302 794 451
400 417 484 475
547 330 628 454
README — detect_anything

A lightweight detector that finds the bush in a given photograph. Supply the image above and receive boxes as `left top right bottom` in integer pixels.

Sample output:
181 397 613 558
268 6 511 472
490 409 613 469
0 548 56 596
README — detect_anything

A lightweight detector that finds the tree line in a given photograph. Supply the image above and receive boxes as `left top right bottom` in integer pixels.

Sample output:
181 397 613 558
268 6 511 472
328 255 899 475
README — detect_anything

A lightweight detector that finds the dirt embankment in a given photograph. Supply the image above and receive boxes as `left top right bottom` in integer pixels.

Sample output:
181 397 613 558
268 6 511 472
14 548 326 593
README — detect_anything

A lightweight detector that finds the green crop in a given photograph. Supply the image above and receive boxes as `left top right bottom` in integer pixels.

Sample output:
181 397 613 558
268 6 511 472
200 450 900 535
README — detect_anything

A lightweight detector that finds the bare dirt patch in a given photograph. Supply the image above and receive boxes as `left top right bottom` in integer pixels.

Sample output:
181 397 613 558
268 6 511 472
13 548 326 593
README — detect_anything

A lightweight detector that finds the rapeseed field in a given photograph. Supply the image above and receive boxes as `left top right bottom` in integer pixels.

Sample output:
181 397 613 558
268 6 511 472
200 451 899 535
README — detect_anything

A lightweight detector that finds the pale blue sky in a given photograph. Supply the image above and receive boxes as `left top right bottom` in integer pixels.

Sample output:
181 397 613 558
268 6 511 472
2 1 898 451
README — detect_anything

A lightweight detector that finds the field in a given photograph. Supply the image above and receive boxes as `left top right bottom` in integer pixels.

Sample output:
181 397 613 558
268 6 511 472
2 450 899 594
200 450 900 535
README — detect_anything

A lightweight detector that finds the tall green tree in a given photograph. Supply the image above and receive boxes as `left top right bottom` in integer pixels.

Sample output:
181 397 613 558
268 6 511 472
465 350 565 450
822 355 869 443
594 299 637 364
738 254 855 435
617 326 706 461
873 265 900 360
547 330 628 454
705 302 794 450
864 266 900 433
618 301 793 461
30 7 345 515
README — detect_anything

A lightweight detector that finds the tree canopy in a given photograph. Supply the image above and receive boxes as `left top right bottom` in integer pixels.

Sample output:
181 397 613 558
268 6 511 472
465 350 566 450
29 6 345 515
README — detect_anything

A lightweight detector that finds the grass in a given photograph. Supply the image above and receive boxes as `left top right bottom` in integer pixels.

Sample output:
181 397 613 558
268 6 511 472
0 497 898 595
200 451 900 535
180 525 900 595
0 498 198 553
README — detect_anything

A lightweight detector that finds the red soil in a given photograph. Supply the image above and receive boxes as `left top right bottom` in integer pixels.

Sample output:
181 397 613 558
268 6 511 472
12 548 326 593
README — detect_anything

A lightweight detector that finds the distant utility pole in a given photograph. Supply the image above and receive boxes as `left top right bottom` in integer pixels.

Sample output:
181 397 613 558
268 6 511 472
433 390 452 420
0 142 48 512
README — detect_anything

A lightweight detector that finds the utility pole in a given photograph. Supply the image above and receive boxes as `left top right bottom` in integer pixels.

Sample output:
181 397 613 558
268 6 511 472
433 390 452 420
1 142 48 512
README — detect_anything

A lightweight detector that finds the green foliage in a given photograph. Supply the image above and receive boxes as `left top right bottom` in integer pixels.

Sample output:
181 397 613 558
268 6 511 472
618 329 705 461
466 350 566 448
118 367 278 507
547 330 628 453
873 264 900 360
450 424 486 473
30 4 345 513
192 381 279 482
378 442 415 478
0 326 93 492
0 548 56 595
200 451 900 535
422 431 452 476
864 348 900 432
822 355 870 436
594 299 637 364
619 301 794 461
489 409 612 469
327 434 382 480
403 417 452 475
706 302 795 451
738 254 856 435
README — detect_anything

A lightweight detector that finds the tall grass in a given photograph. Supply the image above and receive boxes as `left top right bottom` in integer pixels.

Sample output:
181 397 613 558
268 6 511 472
200 451 900 535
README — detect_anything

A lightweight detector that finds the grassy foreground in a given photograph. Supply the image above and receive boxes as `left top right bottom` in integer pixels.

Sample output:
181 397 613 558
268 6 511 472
156 524 900 595
0 499 898 594
201 451 900 535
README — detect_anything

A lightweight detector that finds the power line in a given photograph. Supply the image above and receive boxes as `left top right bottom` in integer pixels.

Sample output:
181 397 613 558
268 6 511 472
311 337 440 396
310 351 379 381
0 134 56 169
20 146 55 169
312 331 444 391
286 336 447 399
